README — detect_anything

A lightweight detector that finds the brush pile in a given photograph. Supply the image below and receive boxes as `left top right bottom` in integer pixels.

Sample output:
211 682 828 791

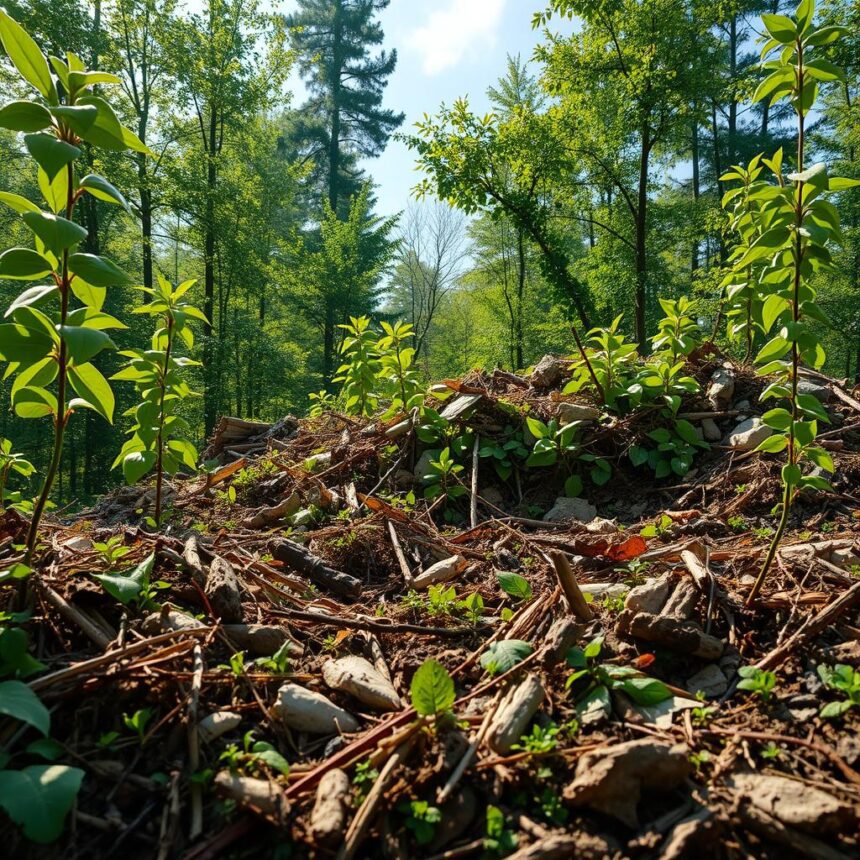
2 355 859 859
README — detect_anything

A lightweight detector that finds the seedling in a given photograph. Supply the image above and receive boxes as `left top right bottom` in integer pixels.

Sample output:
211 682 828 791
0 439 35 513
761 742 783 760
410 659 456 722
736 666 777 702
423 447 468 504
817 664 860 720
484 804 518 857
639 514 673 538
123 708 154 746
352 759 379 803
92 535 131 565
219 730 289 777
398 799 441 845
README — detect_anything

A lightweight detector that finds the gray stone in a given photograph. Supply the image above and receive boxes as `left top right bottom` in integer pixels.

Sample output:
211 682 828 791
728 417 772 450
707 366 735 409
543 496 597 523
625 573 672 615
686 664 728 698
481 486 504 507
701 418 721 441
530 354 566 389
797 379 831 403
413 449 437 482
556 402 601 424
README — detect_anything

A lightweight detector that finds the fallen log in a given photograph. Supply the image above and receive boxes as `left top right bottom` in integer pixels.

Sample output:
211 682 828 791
269 538 362 598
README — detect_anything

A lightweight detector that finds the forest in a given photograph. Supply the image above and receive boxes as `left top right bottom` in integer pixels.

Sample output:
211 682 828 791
0 0 859 857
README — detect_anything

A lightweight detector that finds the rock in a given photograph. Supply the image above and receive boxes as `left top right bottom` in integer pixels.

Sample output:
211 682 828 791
222 624 297 656
427 787 477 852
585 517 617 534
310 769 350 846
622 612 724 659
729 417 772 451
412 555 467 590
660 810 717 860
291 508 316 528
414 450 437 482
556 402 601 424
506 832 618 860
272 683 359 734
563 738 691 827
718 646 742 677
661 577 699 620
701 418 721 441
142 608 204 634
440 393 483 421
707 366 735 409
62 535 93 553
581 582 628 599
729 773 857 835
735 399 751 412
322 656 402 711
205 555 243 622
385 417 413 440
543 496 597 524
242 493 300 528
486 673 545 754
492 541 520 570
797 379 831 403
214 771 289 822
542 618 585 666
686 664 728 698
785 693 818 722
198 711 242 744
530 354 566 389
625 573 673 615
303 451 332 473
825 640 860 668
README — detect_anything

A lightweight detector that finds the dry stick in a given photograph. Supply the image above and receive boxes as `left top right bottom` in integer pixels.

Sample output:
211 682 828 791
188 643 204 841
755 580 860 672
29 627 213 693
386 519 415 588
470 433 480 528
569 324 604 402
39 582 112 649
547 550 594 621
268 606 472 638
437 689 503 805
337 735 417 860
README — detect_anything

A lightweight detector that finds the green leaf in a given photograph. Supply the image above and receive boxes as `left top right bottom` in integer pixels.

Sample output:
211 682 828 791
0 191 40 214
782 463 802 486
68 253 132 286
23 133 80 182
762 408 792 430
564 474 583 497
49 104 98 135
79 174 130 210
13 386 58 419
0 680 50 735
805 25 848 46
57 325 115 364
525 416 548 439
410 659 456 717
22 211 87 257
761 13 796 43
755 336 791 364
803 59 844 83
4 283 57 315
0 247 53 280
68 362 114 423
0 10 56 101
620 676 672 706
0 100 52 132
0 322 53 362
122 450 156 484
755 434 788 454
496 571 532 602
0 765 84 844
92 553 154 605
804 446 833 473
480 640 533 676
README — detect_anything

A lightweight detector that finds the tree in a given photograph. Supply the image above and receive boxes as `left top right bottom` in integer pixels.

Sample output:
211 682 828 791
171 0 287 434
287 0 403 215
537 0 708 348
284 185 397 384
387 202 468 364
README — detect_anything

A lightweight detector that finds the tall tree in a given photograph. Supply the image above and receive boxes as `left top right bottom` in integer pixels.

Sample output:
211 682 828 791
286 0 403 217
172 0 287 433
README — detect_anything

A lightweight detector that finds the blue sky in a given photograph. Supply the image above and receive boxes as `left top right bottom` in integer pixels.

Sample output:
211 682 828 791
285 0 575 219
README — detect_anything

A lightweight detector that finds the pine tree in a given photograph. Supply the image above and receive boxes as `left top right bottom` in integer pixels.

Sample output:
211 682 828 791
286 0 404 217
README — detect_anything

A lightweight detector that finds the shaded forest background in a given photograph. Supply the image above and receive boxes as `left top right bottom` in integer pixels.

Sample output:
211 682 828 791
0 0 857 507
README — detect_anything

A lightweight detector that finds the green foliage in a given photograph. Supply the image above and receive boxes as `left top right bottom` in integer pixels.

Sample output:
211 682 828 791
735 1 858 604
480 639 533 676
651 297 700 363
525 415 610 495
122 707 154 745
410 659 456 718
565 636 671 719
334 315 381 417
422 447 468 504
496 570 532 603
478 426 529 482
112 275 203 522
0 765 85 844
484 804 518 856
0 14 145 559
219 730 289 777
639 513 674 538
398 798 441 846
817 664 860 719
0 437 35 511
91 553 167 608
510 722 562 755
351 759 378 804
91 535 131 565
630 419 709 480
377 320 423 415
736 666 777 702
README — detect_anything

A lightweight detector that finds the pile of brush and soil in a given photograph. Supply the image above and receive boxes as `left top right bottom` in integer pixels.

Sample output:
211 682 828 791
2 353 860 859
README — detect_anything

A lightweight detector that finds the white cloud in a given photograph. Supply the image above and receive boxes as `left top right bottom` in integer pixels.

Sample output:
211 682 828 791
405 0 506 76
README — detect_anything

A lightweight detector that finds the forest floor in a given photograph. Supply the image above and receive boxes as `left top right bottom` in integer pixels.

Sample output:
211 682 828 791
2 353 860 859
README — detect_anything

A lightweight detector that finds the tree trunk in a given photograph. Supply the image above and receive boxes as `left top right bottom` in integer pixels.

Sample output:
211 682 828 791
515 227 525 369
203 106 218 435
691 116 700 273
634 125 650 351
